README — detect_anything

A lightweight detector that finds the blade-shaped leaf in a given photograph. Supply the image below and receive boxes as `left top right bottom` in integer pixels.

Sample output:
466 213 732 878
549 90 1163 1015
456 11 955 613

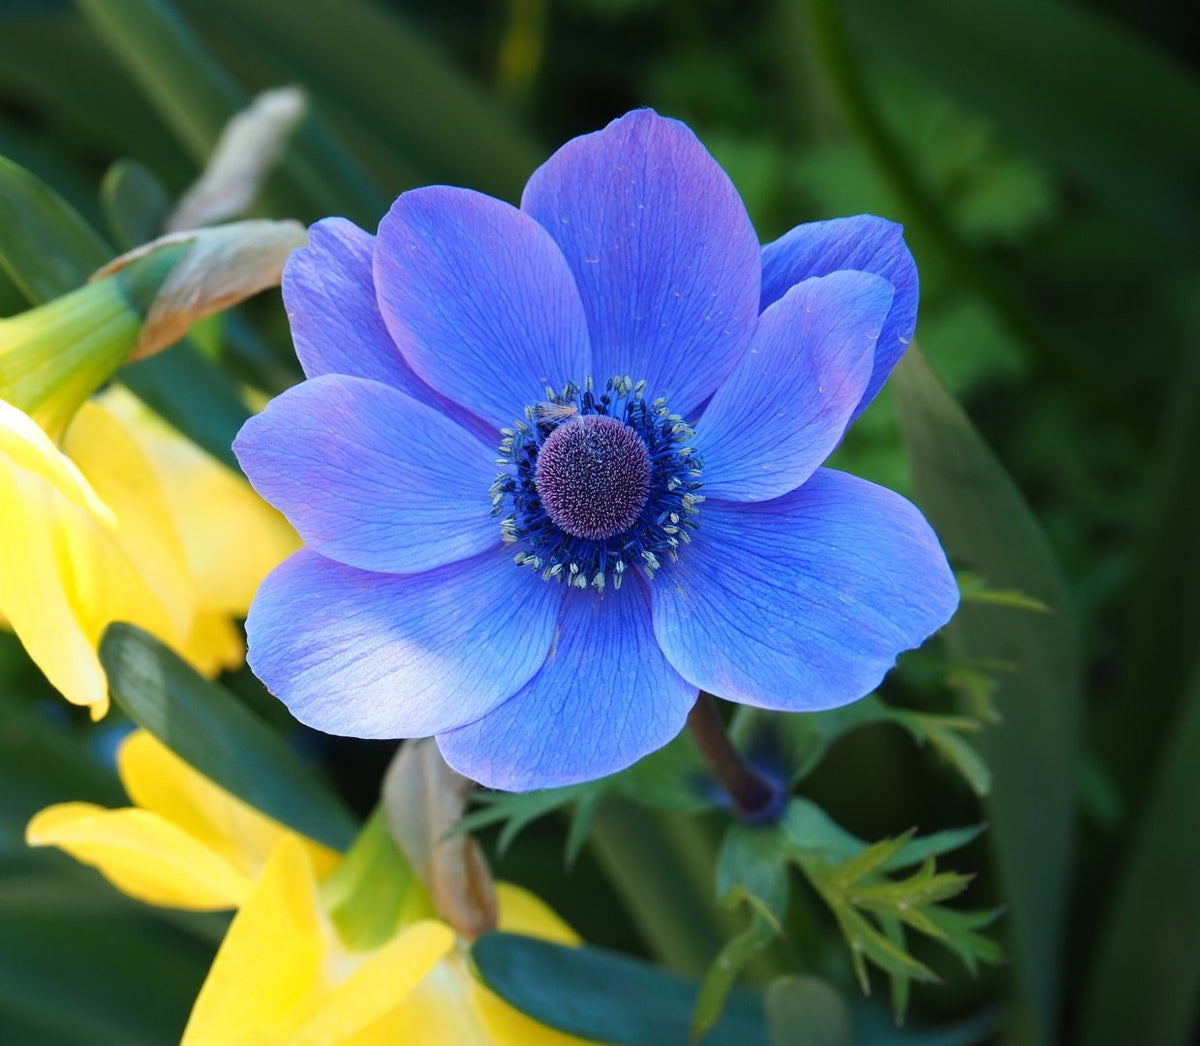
893 347 1081 1044
100 623 357 851
472 932 768 1046
0 154 110 303
1079 658 1200 1046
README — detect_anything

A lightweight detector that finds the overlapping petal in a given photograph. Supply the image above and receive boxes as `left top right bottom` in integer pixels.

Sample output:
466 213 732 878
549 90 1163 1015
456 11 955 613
283 218 421 391
695 271 893 501
652 470 959 711
247 550 564 738
235 375 498 574
25 731 339 910
0 398 189 715
760 215 919 420
521 108 761 415
437 579 696 790
181 836 455 1046
375 186 591 430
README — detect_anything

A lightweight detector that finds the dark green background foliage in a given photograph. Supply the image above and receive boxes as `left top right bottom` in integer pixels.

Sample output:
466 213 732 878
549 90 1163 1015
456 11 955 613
1 1 1197 1044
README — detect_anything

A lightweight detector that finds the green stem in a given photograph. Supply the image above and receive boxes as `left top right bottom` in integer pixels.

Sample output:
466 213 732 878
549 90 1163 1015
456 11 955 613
589 802 732 975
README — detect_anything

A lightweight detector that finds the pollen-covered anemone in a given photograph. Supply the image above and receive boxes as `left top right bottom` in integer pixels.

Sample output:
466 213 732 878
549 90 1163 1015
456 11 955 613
234 108 960 792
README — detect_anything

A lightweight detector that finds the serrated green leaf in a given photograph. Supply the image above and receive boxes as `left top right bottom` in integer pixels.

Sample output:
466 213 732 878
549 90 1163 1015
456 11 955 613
922 907 1004 977
472 932 768 1046
878 917 911 1021
100 623 357 851
843 0 1200 248
716 823 789 920
0 154 110 303
893 347 1079 1042
766 976 856 1046
693 906 780 1045
881 824 985 874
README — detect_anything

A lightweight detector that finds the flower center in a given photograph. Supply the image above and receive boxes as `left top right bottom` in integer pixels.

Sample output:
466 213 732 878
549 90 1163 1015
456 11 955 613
534 415 651 540
492 376 703 591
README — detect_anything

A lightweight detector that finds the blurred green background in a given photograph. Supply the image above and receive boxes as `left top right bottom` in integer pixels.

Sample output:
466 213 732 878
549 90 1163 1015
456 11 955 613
1 1 1197 1043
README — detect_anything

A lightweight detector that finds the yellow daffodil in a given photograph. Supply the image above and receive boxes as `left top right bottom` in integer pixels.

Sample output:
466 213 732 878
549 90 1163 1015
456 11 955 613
29 731 599 1044
0 226 301 716
181 838 588 1046
27 729 338 908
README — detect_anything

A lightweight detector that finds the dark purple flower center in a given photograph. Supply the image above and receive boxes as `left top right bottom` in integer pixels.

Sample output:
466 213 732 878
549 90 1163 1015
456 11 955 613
491 376 703 591
534 415 651 540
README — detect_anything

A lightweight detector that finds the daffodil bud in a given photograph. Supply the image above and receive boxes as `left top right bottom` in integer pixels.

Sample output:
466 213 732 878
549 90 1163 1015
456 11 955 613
0 218 306 441
0 241 187 440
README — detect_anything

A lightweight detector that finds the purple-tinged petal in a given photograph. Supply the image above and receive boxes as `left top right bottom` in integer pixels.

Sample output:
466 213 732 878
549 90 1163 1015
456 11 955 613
695 271 893 502
437 578 696 791
247 549 563 738
374 186 592 431
652 470 958 711
235 375 499 575
761 216 918 421
521 109 761 416
284 218 426 392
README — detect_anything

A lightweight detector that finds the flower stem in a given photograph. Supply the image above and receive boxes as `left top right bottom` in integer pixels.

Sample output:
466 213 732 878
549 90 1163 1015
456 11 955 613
687 693 780 821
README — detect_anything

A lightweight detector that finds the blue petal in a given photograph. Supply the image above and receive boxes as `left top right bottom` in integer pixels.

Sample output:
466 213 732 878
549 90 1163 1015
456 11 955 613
437 578 696 790
234 375 499 574
521 109 761 417
374 186 592 431
695 271 893 501
284 218 428 391
652 470 959 711
247 549 564 737
761 216 918 421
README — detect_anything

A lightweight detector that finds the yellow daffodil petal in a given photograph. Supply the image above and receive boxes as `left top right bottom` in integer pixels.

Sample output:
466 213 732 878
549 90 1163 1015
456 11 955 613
495 882 581 946
118 730 340 884
0 398 113 520
63 399 194 644
0 401 185 714
179 609 248 678
183 837 453 1046
26 802 249 909
294 920 455 1046
359 885 591 1046
97 385 299 615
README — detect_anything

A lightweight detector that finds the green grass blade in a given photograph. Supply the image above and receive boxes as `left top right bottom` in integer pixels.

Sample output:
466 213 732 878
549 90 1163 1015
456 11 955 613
1079 657 1200 1046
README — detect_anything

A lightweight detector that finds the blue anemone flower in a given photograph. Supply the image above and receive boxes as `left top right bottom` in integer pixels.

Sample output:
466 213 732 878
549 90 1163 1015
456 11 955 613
234 109 959 792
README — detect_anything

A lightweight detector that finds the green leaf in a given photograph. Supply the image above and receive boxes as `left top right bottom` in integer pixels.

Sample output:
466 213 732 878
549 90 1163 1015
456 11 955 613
185 0 543 202
716 823 790 920
893 347 1079 1043
766 977 855 1046
694 904 779 1045
74 0 385 223
319 810 431 951
99 622 357 851
842 0 1200 249
0 154 111 303
1079 658 1200 1046
472 932 768 1046
100 158 170 250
